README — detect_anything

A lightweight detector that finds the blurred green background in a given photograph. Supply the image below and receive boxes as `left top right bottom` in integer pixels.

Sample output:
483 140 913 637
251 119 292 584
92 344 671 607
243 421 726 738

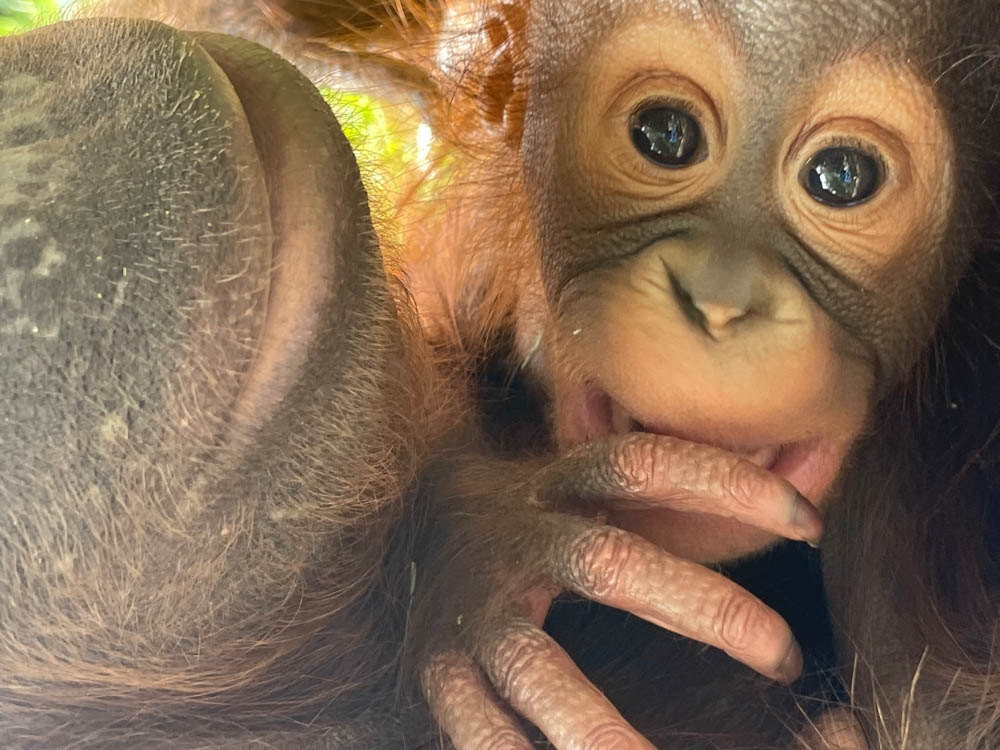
0 0 61 35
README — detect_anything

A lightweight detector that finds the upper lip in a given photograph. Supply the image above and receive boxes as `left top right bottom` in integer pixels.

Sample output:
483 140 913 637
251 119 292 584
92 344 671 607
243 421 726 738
602 388 786 468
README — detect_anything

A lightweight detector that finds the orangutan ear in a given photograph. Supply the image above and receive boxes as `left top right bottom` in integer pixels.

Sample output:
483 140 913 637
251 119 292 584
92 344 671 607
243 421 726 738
476 3 528 147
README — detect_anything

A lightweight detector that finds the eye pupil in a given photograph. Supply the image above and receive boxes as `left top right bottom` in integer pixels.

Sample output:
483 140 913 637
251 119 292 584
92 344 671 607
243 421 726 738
802 147 880 206
631 106 701 168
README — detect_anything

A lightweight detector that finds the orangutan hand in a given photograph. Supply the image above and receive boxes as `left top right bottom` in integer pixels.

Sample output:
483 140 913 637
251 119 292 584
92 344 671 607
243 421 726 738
417 432 824 750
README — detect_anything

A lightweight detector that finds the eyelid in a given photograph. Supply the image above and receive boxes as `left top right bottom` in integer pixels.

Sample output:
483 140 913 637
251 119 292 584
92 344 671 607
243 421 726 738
784 122 915 220
627 96 698 121
605 70 726 148
784 117 908 183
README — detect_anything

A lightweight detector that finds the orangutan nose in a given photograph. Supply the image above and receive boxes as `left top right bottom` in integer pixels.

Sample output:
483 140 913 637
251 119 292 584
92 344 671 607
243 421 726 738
667 266 752 339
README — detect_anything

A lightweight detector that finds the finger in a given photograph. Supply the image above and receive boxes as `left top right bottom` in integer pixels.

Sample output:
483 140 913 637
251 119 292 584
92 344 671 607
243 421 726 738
794 708 869 749
544 434 823 545
479 619 656 750
423 651 535 750
548 519 803 683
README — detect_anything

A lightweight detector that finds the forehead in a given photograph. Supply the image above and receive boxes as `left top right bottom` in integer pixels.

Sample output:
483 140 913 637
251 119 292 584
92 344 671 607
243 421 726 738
529 0 956 77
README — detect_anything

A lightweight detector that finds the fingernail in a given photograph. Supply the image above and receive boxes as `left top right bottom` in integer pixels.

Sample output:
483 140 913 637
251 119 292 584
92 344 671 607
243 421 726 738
776 641 804 684
793 492 823 545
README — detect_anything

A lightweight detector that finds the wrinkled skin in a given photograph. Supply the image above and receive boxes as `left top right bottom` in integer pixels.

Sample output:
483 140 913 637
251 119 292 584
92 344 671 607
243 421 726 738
1 18 426 747
1 2 999 749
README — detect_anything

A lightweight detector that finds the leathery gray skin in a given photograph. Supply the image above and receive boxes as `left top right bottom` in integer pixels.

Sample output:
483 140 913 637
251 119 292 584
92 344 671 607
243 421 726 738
0 17 424 749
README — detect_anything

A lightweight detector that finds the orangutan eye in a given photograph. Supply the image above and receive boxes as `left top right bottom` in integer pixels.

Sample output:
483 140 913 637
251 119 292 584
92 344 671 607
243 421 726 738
801 146 881 207
630 105 701 168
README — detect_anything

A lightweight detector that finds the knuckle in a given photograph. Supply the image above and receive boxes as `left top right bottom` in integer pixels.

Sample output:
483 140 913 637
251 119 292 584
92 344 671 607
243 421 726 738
487 622 557 700
421 652 481 718
713 591 773 654
608 435 656 494
565 525 635 598
579 722 639 750
724 458 768 510
810 709 868 750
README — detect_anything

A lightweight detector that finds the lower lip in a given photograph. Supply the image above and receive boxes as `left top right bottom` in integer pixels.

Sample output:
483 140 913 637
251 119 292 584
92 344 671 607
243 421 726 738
765 436 834 501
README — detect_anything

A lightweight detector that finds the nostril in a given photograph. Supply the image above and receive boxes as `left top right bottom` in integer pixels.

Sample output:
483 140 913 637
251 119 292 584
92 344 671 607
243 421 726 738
667 267 707 330
666 266 750 338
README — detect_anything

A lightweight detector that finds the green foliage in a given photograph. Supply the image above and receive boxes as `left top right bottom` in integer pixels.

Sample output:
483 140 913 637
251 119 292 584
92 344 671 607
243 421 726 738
324 87 452 204
322 87 454 258
322 89 422 190
0 0 60 36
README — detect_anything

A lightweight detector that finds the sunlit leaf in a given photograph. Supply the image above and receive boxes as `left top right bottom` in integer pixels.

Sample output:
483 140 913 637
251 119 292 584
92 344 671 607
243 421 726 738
0 0 60 35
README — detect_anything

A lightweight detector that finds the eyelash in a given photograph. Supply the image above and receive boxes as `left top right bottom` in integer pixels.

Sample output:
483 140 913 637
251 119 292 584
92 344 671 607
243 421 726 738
807 136 889 182
628 96 700 121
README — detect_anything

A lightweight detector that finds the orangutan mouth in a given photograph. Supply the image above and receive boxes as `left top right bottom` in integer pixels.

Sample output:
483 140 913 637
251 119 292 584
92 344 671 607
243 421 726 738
579 385 835 502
